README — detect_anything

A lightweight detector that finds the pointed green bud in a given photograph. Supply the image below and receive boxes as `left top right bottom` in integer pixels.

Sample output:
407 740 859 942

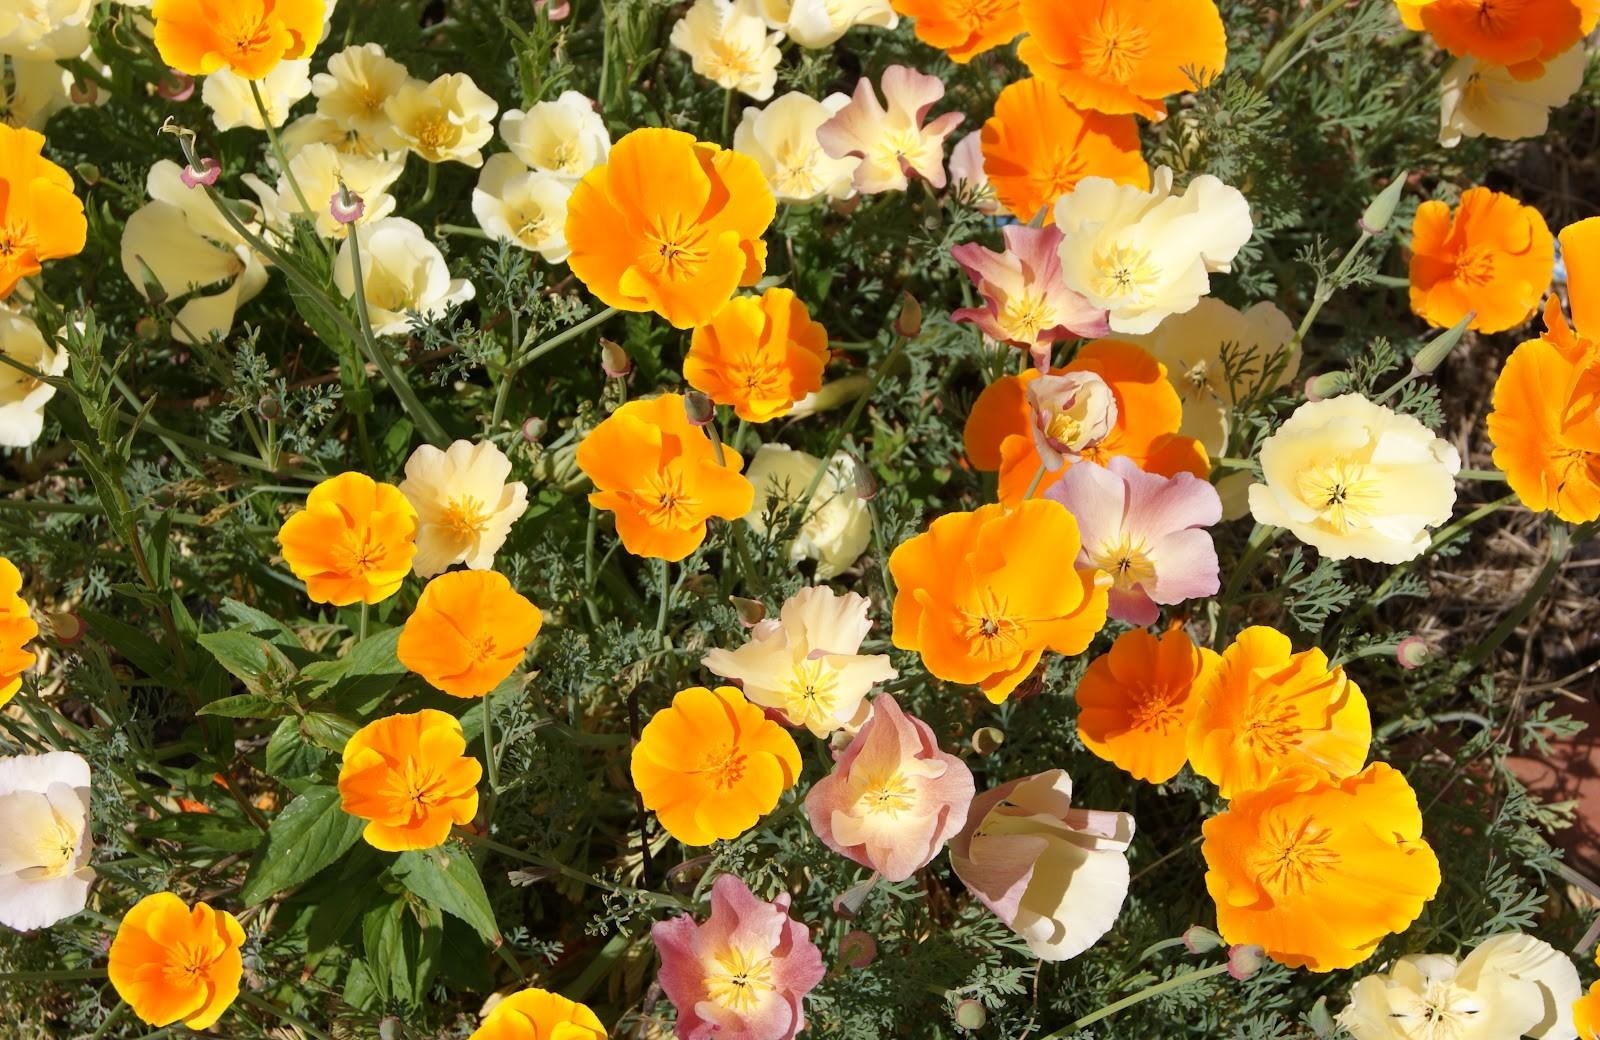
1360 173 1408 235
1411 311 1474 375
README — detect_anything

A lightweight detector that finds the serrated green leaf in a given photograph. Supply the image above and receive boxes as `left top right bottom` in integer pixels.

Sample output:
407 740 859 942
241 785 364 905
392 843 500 943
196 693 283 719
198 628 298 695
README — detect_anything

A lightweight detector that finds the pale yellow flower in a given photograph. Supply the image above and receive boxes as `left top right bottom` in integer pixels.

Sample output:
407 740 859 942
743 444 870 580
0 752 94 930
0 308 68 447
470 154 573 263
755 0 897 47
0 0 93 60
201 59 313 131
0 55 71 130
733 91 859 203
670 0 784 101
398 439 529 578
311 42 411 151
332 217 474 336
385 72 498 166
244 142 405 238
499 91 609 182
1440 45 1586 148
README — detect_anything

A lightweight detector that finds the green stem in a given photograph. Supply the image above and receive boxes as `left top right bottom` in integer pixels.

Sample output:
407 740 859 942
0 968 107 982
1040 963 1232 1039
344 223 450 445
483 685 500 798
510 306 620 370
1256 0 1350 87
455 831 688 908
418 162 439 209
1023 462 1048 500
1457 468 1507 482
358 603 369 641
655 559 671 645
249 81 317 224
1293 229 1372 347
86 1001 129 1040
721 88 735 146
582 504 603 628
236 990 334 1040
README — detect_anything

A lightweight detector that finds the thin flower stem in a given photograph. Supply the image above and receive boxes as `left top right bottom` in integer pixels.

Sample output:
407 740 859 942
456 830 689 908
1039 962 1232 1039
721 88 735 145
582 504 604 628
483 685 500 798
1350 493 1516 622
1256 0 1349 87
419 162 439 208
236 989 335 1040
655 559 672 644
510 306 621 370
1023 462 1048 500
1457 468 1507 482
1292 228 1372 347
86 1001 129 1040
248 81 317 225
358 603 369 641
0 968 107 982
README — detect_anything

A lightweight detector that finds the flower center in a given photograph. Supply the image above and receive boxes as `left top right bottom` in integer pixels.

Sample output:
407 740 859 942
999 290 1054 342
1239 693 1299 757
1081 12 1150 84
333 529 389 575
411 114 457 158
1451 245 1496 287
1091 241 1161 303
1251 814 1340 896
706 39 762 84
441 495 490 540
704 944 777 1013
644 217 710 282
1127 683 1182 733
858 770 918 817
641 468 696 529
220 9 275 61
698 744 749 790
1296 458 1381 533
772 141 821 196
782 658 839 726
961 590 1026 661
163 941 219 986
1090 533 1157 593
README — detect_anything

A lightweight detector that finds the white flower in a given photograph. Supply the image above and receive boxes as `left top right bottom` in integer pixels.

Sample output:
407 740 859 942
702 586 896 737
385 72 499 167
743 444 871 580
0 55 72 130
120 161 271 345
471 154 573 262
947 131 1001 215
201 60 313 131
1248 394 1461 564
1054 166 1253 335
244 142 405 238
311 43 412 151
499 91 609 182
398 439 530 578
754 0 897 47
0 751 94 932
670 0 784 101
733 92 860 203
0 0 92 60
1339 933 1581 1040
0 309 68 447
332 217 475 336
1440 46 1586 148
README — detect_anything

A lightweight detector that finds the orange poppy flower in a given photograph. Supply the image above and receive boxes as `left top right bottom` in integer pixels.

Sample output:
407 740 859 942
1487 217 1600 523
1201 763 1441 972
889 499 1109 703
0 556 37 708
1076 627 1218 784
964 340 1210 504
576 393 755 562
565 127 776 330
980 78 1148 224
631 685 801 846
1187 626 1371 800
278 472 418 606
469 988 605 1040
1395 0 1584 78
1409 187 1555 334
890 0 1025 63
0 125 88 301
1577 980 1600 1040
337 709 482 851
1017 0 1228 120
107 893 245 1029
397 570 543 699
682 287 829 423
151 0 326 79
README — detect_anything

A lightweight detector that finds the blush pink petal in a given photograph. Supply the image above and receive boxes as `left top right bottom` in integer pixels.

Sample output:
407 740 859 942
951 225 1110 355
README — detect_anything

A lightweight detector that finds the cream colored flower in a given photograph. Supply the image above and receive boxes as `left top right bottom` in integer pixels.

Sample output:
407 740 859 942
755 0 897 47
0 309 68 447
1054 166 1253 335
398 439 530 578
244 142 404 238
332 217 475 336
0 55 71 130
311 42 411 151
1123 298 1300 456
733 92 859 203
471 154 572 263
0 751 94 931
670 0 784 101
1248 394 1461 564
1339 933 1581 1040
201 59 313 131
703 585 896 737
816 65 964 195
0 0 92 60
281 112 394 159
120 161 271 345
385 72 498 166
499 91 609 182
743 444 871 580
1440 45 1586 148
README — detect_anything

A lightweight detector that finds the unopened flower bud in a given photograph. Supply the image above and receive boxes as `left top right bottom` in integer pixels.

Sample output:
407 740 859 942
256 394 284 421
134 316 162 342
69 79 97 106
600 338 632 379
132 257 168 307
378 1016 401 1040
894 291 923 339
521 416 546 443
684 391 716 428
1396 635 1432 671
1411 312 1473 376
729 596 767 628
1359 173 1408 235
840 930 877 969
1182 925 1224 954
1227 944 1266 980
330 185 365 225
179 158 221 189
832 876 877 918
954 1000 987 1030
1304 371 1350 402
157 70 195 101
851 457 877 502
971 727 1004 756
46 611 86 646
536 0 572 20
74 163 100 186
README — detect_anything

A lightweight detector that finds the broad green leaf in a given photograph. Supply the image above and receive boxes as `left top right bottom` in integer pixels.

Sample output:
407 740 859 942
241 785 364 905
393 844 501 944
137 811 262 854
78 608 171 679
265 717 327 778
196 693 282 719
198 628 297 695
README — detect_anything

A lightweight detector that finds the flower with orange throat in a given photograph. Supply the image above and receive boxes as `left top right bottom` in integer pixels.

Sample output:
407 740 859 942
151 0 326 80
0 125 87 301
964 340 1210 505
1394 0 1585 79
980 78 1148 224
631 685 801 846
338 709 482 852
1409 187 1555 334
1578 978 1600 1040
1076 628 1217 784
278 472 418 605
889 0 1025 62
888 499 1110 703
683 287 830 423
1487 217 1600 523
565 127 775 330
1017 0 1228 120
108 893 246 1029
0 557 38 708
1201 763 1441 972
816 65 965 195
1187 626 1371 800
468 988 605 1040
397 571 543 699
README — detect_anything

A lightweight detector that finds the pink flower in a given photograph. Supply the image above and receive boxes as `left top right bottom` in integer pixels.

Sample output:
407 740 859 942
947 132 1001 216
802 694 975 882
951 225 1110 367
652 874 826 1040
1046 456 1222 627
179 158 221 189
1025 371 1117 468
817 65 963 195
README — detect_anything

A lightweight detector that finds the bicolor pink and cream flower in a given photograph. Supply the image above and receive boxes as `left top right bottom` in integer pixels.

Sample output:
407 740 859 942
946 132 1001 215
1024 371 1119 469
952 224 1109 367
816 65 963 195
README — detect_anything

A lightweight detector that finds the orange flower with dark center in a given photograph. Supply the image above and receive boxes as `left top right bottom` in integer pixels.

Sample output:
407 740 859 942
1076 627 1217 783
1487 217 1600 522
1017 0 1228 119
278 472 418 605
683 288 830 423
631 685 801 845
964 340 1210 504
338 709 482 851
889 499 1109 703
890 0 1026 63
1395 0 1585 78
108 893 245 1029
1409 186 1555 334
565 127 776 330
980 78 1148 224
0 557 37 708
152 0 327 79
0 125 87 300
576 393 755 561
397 570 543 698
